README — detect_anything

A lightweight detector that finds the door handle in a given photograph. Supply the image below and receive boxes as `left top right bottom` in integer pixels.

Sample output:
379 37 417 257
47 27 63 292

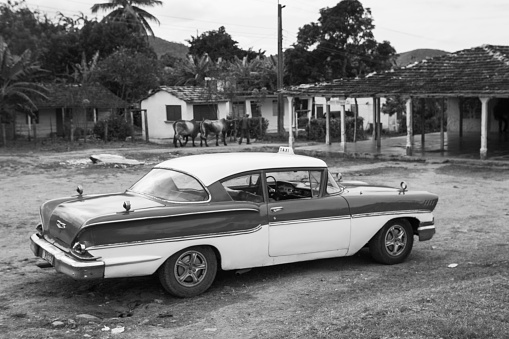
270 206 284 212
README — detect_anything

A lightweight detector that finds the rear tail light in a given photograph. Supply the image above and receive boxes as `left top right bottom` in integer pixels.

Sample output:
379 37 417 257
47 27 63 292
72 242 87 255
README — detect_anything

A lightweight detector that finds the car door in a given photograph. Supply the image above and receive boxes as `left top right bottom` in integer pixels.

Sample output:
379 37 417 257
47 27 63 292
266 169 351 257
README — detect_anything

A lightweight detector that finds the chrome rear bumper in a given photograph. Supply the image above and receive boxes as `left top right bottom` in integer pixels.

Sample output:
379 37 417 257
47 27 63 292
417 222 435 241
30 233 104 280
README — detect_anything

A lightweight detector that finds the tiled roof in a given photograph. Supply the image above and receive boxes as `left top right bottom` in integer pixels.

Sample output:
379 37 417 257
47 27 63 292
154 86 229 103
34 83 127 108
282 45 509 98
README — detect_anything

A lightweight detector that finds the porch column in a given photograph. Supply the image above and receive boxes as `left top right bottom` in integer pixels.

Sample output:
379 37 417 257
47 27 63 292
27 113 32 141
372 97 377 140
325 97 331 145
421 100 426 147
405 97 414 156
480 97 490 160
287 96 294 149
440 98 445 151
340 102 346 152
376 97 381 149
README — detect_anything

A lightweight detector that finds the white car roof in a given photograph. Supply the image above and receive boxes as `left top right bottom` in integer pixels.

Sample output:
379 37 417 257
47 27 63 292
156 152 327 186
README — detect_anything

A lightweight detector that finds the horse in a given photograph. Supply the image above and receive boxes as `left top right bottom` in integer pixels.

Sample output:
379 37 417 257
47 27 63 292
173 120 200 147
200 119 232 147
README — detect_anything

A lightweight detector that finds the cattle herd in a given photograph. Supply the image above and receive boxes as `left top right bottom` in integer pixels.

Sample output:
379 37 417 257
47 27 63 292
173 119 234 147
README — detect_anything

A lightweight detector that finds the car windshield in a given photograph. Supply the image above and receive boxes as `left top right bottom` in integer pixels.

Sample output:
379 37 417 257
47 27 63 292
129 168 208 202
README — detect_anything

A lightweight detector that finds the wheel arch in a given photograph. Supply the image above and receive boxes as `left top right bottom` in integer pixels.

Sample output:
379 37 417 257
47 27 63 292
157 243 223 271
398 216 420 236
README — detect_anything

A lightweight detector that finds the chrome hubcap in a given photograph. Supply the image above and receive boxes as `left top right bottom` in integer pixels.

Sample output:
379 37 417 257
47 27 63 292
174 250 208 287
385 225 407 256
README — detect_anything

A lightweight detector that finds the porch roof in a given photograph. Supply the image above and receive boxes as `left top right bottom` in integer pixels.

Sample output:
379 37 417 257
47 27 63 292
282 45 509 98
34 83 127 109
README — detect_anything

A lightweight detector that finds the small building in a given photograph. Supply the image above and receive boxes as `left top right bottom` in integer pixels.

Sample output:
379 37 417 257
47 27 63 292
18 83 126 139
140 86 230 143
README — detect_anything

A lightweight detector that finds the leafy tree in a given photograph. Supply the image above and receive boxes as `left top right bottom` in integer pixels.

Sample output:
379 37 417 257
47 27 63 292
78 18 153 61
286 0 396 84
0 1 46 56
169 53 214 86
0 36 48 143
0 1 72 80
96 47 160 103
0 36 48 117
91 0 162 37
382 96 406 117
187 26 265 62
226 55 277 93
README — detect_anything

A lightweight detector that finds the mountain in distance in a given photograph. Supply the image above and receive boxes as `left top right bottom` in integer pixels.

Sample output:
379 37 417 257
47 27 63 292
395 48 449 67
148 36 189 60
148 37 448 69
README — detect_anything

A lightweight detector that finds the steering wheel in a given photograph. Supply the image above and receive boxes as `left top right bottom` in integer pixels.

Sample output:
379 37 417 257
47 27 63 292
266 176 278 200
278 182 296 196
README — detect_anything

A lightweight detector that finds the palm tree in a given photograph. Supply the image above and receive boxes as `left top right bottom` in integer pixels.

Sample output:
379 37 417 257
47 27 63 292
174 53 213 86
91 0 163 37
0 36 48 144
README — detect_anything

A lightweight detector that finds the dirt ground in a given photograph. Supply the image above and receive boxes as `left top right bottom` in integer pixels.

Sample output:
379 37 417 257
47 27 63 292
0 142 508 339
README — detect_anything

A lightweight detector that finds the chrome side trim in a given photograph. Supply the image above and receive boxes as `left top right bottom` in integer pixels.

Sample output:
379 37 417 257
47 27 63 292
85 207 260 227
87 224 265 250
352 210 430 218
269 215 350 227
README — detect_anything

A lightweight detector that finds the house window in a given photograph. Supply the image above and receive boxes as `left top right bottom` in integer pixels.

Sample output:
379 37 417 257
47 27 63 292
26 111 39 124
193 104 218 121
316 105 324 118
232 101 245 118
250 101 261 117
272 100 278 116
166 105 182 121
86 107 95 122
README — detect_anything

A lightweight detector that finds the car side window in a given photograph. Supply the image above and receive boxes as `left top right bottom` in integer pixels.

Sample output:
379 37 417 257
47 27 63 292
221 173 264 203
265 170 323 201
325 171 343 195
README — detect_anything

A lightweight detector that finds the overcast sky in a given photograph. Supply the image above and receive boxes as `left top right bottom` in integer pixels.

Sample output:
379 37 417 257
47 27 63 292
14 0 509 55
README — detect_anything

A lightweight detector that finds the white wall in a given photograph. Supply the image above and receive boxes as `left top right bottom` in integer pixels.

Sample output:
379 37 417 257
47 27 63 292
447 97 502 134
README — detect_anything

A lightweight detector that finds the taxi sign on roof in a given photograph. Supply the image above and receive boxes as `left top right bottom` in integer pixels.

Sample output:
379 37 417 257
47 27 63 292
278 146 294 154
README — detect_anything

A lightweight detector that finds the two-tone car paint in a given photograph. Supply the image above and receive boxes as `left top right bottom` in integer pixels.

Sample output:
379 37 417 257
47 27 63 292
30 151 438 296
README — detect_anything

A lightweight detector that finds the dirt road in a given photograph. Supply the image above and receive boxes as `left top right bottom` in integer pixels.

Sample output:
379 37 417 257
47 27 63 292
1 145 508 338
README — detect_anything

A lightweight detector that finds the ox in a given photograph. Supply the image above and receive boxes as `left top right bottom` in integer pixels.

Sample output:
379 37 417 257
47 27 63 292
173 120 200 147
200 119 232 147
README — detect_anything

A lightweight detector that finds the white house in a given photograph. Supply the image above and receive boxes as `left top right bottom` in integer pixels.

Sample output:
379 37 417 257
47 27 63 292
140 86 230 144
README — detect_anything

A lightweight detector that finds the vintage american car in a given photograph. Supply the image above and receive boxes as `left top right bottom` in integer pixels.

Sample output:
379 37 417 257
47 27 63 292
30 148 438 298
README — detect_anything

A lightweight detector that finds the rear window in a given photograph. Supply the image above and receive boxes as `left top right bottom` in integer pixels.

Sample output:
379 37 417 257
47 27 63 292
129 168 208 202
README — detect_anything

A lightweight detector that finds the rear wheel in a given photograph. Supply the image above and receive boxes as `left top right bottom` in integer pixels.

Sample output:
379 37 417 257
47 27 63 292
158 246 217 298
369 219 414 265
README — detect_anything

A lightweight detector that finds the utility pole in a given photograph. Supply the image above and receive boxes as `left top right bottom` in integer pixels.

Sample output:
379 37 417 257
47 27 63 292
277 3 285 135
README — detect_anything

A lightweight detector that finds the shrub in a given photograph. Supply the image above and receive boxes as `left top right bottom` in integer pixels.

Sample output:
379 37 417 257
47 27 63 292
305 117 366 142
93 114 133 141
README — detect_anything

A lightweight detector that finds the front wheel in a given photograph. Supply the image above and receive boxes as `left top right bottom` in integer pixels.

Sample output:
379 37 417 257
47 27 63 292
158 246 217 298
369 219 414 265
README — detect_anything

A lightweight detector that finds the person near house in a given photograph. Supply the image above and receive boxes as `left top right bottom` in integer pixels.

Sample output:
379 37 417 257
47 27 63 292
238 113 251 145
